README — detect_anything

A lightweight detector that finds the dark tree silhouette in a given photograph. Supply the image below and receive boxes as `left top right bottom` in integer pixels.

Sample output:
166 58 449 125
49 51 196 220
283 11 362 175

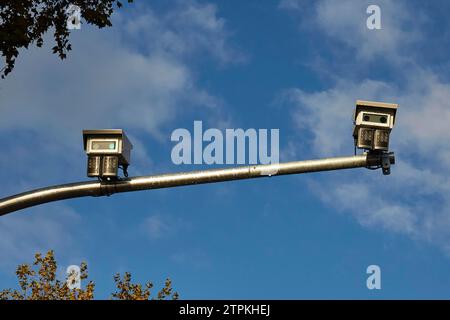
0 0 133 78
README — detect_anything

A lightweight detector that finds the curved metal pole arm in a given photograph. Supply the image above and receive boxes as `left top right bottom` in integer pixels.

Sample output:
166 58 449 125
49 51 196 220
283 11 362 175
0 153 394 216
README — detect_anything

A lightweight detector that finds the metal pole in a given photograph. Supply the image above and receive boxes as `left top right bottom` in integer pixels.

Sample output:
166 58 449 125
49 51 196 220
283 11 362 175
0 153 394 216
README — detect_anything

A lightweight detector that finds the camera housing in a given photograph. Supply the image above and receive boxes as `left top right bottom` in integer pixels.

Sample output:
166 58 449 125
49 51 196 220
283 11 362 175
83 129 133 179
353 100 398 151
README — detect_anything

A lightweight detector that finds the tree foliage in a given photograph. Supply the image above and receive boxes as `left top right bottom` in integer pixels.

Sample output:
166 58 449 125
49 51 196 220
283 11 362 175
0 0 133 78
0 250 179 300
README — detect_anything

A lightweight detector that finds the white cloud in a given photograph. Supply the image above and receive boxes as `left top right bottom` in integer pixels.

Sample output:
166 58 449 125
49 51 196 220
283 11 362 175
141 214 171 240
140 212 190 241
0 1 239 135
280 0 422 63
278 0 305 11
311 181 417 234
0 204 82 271
121 1 244 65
170 249 211 269
0 22 215 137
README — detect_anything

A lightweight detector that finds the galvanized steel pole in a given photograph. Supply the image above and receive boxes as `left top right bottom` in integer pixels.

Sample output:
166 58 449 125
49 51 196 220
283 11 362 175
0 152 394 216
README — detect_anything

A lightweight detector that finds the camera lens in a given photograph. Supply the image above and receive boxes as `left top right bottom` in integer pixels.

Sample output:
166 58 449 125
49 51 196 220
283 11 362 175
380 116 387 123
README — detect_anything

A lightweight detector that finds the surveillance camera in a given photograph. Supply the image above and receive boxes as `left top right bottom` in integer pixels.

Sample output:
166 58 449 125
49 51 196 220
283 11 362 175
353 100 398 151
82 129 133 180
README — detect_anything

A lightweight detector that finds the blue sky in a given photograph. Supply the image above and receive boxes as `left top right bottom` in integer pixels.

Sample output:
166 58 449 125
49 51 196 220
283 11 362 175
1 0 450 299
